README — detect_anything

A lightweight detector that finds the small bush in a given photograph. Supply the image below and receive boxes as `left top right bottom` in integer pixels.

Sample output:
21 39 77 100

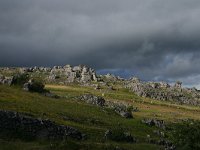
105 127 135 143
28 80 47 93
170 120 200 150
11 73 29 86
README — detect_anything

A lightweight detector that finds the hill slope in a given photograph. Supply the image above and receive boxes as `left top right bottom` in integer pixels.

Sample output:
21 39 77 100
0 83 200 149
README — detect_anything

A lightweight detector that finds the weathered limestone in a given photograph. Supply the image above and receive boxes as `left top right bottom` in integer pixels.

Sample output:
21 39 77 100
174 81 182 88
77 94 134 118
125 77 200 106
48 65 97 83
79 94 105 107
102 73 124 82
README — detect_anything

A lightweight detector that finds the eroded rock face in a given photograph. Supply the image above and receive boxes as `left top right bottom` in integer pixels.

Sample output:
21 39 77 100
0 110 84 140
125 78 200 106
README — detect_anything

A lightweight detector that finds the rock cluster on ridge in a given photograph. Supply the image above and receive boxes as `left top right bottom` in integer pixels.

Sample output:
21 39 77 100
124 77 200 106
1 65 200 107
0 65 98 84
48 65 97 83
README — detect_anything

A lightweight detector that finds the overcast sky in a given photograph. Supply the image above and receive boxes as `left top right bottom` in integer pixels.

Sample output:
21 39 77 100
0 0 200 87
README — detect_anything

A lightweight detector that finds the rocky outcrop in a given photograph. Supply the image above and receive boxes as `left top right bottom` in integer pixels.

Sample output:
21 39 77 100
100 73 124 82
125 77 200 106
105 101 134 118
142 119 166 129
48 65 97 83
0 110 84 140
77 94 134 118
0 65 98 84
79 94 105 107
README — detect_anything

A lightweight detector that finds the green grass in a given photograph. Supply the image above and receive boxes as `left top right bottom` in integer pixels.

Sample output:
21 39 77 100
0 85 163 150
46 84 200 121
1 83 200 149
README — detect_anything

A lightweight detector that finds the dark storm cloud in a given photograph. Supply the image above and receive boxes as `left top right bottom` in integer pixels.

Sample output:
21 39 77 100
1 0 200 87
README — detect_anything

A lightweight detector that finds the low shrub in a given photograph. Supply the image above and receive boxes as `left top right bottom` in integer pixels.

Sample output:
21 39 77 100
105 127 135 143
11 73 29 86
170 120 200 150
28 80 47 93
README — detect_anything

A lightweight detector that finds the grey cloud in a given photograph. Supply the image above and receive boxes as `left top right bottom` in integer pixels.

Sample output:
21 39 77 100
0 0 200 86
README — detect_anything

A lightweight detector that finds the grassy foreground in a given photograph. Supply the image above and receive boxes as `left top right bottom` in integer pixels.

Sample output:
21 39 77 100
0 84 200 149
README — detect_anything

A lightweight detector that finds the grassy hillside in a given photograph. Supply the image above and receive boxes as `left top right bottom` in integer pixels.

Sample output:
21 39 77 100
46 84 200 121
0 84 200 150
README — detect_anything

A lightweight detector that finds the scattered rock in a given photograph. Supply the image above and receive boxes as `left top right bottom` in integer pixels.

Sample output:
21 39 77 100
79 94 105 107
118 111 132 118
77 94 134 118
105 101 134 118
142 119 166 129
94 84 101 90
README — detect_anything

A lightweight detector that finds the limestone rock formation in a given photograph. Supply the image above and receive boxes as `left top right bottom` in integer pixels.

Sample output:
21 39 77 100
48 65 97 83
101 73 124 82
0 65 97 84
125 77 200 106
105 101 133 118
79 94 105 107
77 94 134 118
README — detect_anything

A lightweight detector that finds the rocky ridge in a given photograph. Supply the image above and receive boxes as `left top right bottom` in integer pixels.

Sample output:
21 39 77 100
0 65 98 84
124 77 200 106
1 65 200 106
